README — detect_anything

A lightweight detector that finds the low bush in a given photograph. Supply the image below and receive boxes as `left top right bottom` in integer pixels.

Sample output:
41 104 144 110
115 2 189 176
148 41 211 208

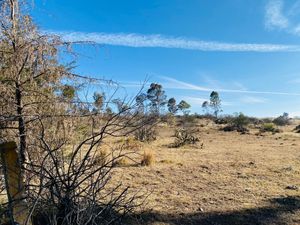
113 157 129 167
214 117 231 125
222 125 249 133
179 114 197 126
119 136 142 150
273 113 290 126
232 113 250 127
134 126 157 142
94 149 108 167
260 123 280 133
221 113 249 133
261 118 273 123
160 113 176 126
172 128 200 148
193 113 216 121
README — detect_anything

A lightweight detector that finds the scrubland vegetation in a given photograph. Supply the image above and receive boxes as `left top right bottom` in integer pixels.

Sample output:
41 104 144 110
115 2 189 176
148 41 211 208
1 1 300 225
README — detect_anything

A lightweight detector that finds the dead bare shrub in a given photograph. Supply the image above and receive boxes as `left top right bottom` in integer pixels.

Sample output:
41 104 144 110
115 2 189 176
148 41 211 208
171 128 200 148
134 126 157 142
121 136 142 150
273 113 290 126
94 149 108 167
161 113 176 126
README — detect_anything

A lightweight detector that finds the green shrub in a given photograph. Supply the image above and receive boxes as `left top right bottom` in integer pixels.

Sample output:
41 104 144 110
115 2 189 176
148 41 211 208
260 123 280 133
231 113 250 127
262 118 273 123
262 123 275 131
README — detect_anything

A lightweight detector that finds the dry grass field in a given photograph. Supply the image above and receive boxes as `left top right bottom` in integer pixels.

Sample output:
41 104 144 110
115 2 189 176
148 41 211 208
110 119 300 225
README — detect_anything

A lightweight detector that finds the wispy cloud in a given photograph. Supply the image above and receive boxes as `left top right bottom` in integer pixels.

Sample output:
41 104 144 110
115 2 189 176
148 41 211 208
232 82 248 91
184 97 208 105
240 96 268 104
265 0 300 35
265 0 289 30
199 73 248 91
121 76 300 96
159 76 300 96
289 111 300 118
185 96 233 106
47 31 300 52
159 76 211 91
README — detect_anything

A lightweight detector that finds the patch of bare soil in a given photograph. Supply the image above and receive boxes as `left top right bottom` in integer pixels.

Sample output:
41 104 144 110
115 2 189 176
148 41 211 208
113 122 300 225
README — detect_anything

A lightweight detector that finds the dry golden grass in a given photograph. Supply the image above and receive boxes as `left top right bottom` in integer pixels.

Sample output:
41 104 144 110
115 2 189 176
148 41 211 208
110 119 300 225
113 157 129 167
94 149 108 167
141 150 155 166
2 119 299 224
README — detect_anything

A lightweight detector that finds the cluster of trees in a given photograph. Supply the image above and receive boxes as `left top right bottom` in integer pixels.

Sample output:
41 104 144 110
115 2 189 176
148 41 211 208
168 98 191 115
81 82 192 117
135 83 191 116
131 83 192 142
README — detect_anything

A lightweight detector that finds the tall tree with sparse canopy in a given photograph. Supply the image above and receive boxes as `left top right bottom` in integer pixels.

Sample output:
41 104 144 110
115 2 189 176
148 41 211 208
0 0 77 166
147 83 167 115
202 101 209 115
167 97 177 114
136 93 147 114
209 91 222 117
178 100 191 115
93 92 105 112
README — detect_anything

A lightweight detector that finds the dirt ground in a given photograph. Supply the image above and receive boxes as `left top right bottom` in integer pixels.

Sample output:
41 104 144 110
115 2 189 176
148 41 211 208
112 119 300 225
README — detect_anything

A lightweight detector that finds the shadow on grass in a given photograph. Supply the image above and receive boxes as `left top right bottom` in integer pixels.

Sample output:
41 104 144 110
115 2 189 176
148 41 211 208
126 196 300 225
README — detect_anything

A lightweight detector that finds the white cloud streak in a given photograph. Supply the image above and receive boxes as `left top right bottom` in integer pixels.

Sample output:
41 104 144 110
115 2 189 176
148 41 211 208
265 0 289 29
265 0 300 35
185 96 233 106
159 76 300 96
47 31 300 52
289 111 300 118
240 96 268 104
121 76 300 96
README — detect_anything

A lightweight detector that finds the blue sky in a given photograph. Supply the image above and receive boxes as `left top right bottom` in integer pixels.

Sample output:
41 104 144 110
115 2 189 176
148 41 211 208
31 0 300 117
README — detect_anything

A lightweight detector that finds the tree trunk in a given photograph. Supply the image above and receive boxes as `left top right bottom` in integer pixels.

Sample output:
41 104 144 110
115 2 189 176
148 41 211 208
15 81 26 165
